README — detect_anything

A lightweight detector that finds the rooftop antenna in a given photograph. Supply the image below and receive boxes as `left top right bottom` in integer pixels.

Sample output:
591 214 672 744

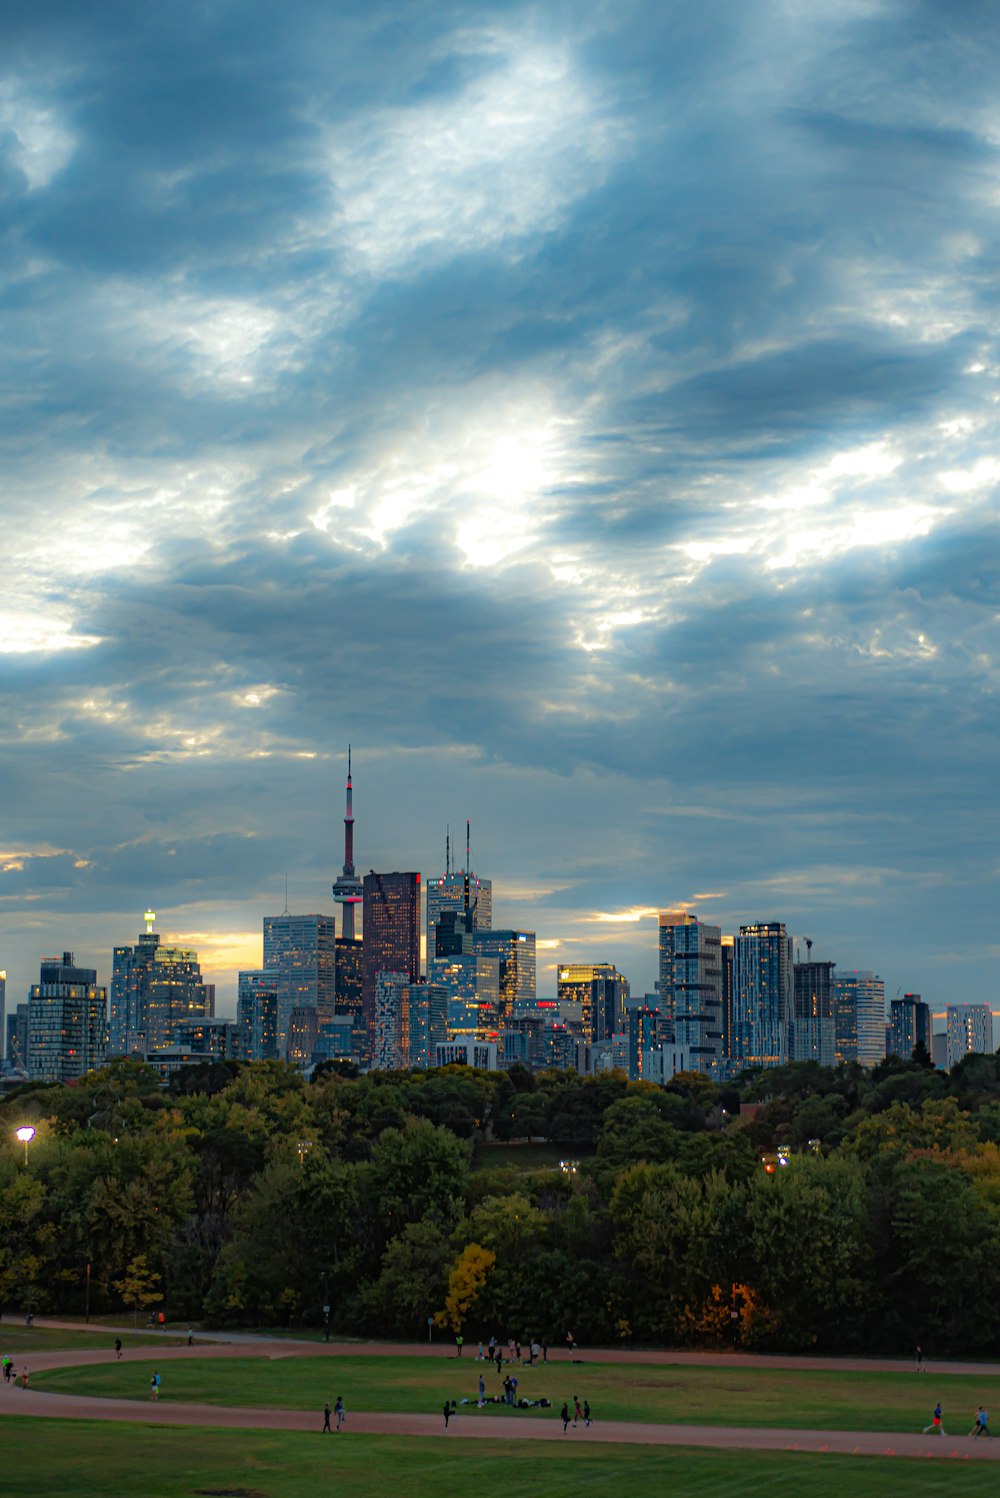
806 937 813 959
446 825 451 878
464 819 471 919
283 874 289 916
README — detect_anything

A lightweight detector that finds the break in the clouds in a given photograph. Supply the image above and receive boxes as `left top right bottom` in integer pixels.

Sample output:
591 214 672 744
2 0 1000 1009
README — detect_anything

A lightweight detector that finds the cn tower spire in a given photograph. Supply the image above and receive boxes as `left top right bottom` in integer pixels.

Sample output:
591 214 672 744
332 746 363 939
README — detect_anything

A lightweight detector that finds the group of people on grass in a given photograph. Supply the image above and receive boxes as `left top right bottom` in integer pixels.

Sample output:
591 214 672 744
1 1357 28 1388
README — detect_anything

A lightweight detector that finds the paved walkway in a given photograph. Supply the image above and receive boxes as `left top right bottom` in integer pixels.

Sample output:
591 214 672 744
3 1330 1000 1463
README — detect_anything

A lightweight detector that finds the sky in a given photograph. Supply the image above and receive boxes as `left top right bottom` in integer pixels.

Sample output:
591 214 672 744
2 0 1000 1016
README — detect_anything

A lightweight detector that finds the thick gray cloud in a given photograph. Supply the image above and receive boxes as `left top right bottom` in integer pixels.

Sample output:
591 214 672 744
2 1 1000 1011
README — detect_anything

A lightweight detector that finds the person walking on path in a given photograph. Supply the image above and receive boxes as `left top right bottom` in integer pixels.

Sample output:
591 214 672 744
187 1329 194 1347
323 1401 332 1433
443 1400 452 1431
915 1344 924 1372
560 1402 571 1432
334 1395 345 1430
583 1399 592 1427
923 1402 945 1435
114 1338 122 1360
573 1396 583 1426
20 1367 28 1390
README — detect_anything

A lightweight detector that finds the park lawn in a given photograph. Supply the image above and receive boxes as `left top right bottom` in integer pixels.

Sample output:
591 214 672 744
32 1354 998 1434
0 1416 990 1498
474 1141 593 1172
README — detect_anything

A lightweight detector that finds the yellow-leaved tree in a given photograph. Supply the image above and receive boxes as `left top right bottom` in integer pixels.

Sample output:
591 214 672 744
435 1243 496 1334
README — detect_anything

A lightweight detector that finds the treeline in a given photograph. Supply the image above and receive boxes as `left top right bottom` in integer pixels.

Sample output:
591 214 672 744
3 1050 1000 1354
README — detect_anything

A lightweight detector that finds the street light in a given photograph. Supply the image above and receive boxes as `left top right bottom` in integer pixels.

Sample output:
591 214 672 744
15 1126 35 1166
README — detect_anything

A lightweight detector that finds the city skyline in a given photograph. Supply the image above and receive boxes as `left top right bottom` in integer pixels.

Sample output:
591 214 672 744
4 5 1000 1016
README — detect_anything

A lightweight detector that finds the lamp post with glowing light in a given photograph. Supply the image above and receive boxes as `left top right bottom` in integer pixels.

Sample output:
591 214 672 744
15 1125 35 1167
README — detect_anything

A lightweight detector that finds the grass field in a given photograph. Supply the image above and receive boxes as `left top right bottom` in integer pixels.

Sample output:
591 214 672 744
0 1417 989 1498
473 1141 593 1171
32 1353 998 1434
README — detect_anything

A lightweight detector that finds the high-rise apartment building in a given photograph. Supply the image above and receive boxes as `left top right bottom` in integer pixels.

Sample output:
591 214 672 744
791 959 837 1067
889 993 931 1059
832 969 886 1067
28 952 107 1082
473 929 536 1035
946 1004 993 1070
657 913 723 1070
0 969 5 1063
110 913 210 1054
262 912 336 1059
557 963 629 1044
732 923 793 1068
362 873 421 1053
237 969 279 1061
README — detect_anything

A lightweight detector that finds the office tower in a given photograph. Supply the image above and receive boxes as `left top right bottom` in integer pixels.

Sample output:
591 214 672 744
657 913 723 1069
332 749 364 941
110 912 210 1054
720 936 734 1057
557 964 630 1044
0 969 5 1062
790 958 837 1066
628 1004 660 1081
28 952 107 1082
946 1004 993 1070
889 993 931 1059
832 970 885 1067
334 937 364 1055
238 969 279 1061
474 929 536 1035
6 1002 29 1071
203 983 216 1019
502 1010 548 1070
430 950 500 1037
262 912 336 1059
426 823 493 965
732 923 793 1068
362 873 421 1053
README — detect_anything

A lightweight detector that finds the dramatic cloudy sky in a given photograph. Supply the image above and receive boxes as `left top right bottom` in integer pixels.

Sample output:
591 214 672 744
3 0 1000 1014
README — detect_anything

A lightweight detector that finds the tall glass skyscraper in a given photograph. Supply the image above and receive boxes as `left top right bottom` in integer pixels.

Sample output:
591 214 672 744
732 922 793 1068
557 963 629 1044
262 912 336 1060
657 912 723 1069
110 913 209 1054
473 929 535 1038
362 873 421 1056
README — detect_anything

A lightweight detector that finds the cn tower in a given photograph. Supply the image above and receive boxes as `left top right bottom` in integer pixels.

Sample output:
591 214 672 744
332 747 363 938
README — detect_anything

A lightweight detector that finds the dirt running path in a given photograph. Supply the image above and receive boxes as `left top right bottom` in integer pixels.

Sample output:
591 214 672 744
25 1321 1000 1378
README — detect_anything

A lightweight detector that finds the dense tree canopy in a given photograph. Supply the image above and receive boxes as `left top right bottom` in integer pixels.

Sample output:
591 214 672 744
3 1052 1000 1353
